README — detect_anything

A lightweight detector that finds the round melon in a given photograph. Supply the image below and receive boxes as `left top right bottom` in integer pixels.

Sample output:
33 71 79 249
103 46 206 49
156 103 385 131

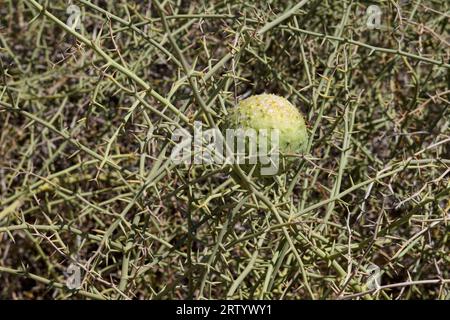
227 93 308 176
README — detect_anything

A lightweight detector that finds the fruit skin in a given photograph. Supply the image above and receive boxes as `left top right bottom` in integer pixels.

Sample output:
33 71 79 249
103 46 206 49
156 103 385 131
229 93 308 155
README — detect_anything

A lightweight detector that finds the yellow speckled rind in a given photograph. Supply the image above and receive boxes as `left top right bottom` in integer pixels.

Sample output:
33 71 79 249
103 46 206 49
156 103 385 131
229 94 308 155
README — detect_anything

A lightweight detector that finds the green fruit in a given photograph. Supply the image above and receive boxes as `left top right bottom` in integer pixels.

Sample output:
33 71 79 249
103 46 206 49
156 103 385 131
230 93 308 154
227 93 308 176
